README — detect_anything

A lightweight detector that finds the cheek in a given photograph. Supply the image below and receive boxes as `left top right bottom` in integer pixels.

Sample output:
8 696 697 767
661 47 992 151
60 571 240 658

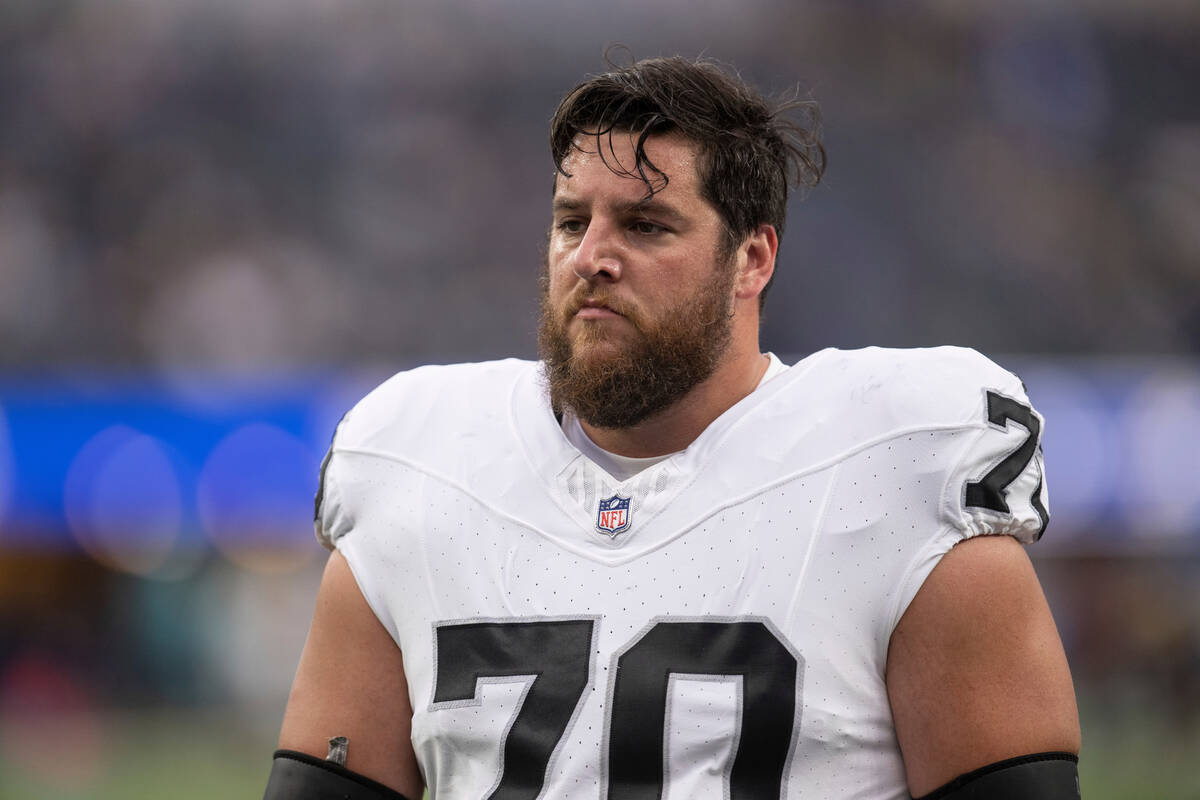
546 247 578 295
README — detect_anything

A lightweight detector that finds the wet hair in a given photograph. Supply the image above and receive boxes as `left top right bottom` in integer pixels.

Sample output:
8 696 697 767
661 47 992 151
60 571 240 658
550 53 826 306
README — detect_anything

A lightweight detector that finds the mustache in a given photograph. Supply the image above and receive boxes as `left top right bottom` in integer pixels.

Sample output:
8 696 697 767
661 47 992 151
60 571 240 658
562 286 635 320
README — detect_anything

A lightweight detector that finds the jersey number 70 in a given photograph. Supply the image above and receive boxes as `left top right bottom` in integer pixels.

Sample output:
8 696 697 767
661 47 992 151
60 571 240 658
432 618 802 800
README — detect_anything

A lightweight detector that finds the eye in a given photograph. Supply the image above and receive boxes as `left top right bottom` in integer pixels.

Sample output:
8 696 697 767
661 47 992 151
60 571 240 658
632 219 666 235
556 218 586 234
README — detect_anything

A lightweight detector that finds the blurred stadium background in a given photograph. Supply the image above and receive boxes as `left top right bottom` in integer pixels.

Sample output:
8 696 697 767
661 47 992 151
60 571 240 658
1 1 1198 797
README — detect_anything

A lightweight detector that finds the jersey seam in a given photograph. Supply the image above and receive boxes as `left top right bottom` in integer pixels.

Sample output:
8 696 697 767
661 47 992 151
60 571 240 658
329 447 608 563
784 461 839 632
335 534 405 652
606 421 992 566
940 422 990 540
330 420 991 567
880 522 961 666
639 419 991 510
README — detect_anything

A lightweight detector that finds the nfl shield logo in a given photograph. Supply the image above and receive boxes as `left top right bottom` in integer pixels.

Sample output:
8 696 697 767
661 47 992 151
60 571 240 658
596 494 632 537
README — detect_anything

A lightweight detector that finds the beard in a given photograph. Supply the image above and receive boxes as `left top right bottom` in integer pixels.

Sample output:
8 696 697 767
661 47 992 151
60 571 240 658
537 256 736 430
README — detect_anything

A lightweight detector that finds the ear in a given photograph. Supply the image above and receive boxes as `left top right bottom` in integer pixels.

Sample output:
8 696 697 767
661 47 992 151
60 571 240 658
733 224 778 301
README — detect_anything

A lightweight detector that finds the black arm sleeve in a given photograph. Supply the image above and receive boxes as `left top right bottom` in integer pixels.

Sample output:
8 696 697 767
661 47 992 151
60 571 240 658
263 749 414 800
913 752 1080 800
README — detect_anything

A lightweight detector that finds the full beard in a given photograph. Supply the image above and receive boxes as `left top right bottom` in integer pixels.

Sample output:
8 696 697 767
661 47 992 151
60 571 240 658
537 260 736 430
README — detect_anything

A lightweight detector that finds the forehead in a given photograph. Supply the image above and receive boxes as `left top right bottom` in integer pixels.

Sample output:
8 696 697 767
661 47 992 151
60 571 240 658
555 130 705 202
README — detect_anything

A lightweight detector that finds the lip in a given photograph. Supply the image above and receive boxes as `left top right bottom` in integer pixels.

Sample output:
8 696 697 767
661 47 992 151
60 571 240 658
573 298 625 320
574 305 623 320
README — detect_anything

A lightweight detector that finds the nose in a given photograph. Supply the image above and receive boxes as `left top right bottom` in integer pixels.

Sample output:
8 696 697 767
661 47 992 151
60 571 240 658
571 218 622 282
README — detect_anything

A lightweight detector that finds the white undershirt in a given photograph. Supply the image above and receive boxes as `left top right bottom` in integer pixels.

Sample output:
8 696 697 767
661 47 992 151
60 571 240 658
562 353 788 481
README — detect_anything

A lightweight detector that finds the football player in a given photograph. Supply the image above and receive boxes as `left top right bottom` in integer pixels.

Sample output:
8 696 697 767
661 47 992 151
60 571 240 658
265 56 1081 800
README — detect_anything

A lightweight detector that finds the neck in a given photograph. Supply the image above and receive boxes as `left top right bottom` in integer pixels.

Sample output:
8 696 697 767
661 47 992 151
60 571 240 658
580 338 769 458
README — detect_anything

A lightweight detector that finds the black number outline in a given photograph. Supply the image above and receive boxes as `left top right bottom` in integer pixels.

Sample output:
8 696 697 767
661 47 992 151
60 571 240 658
431 617 598 800
964 390 1049 538
601 616 803 800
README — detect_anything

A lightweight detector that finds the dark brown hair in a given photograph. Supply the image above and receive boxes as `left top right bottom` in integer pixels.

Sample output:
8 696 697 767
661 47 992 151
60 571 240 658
550 53 825 305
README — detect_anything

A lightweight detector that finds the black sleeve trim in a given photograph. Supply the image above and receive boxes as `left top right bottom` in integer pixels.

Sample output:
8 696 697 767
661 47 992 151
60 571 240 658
267 749 413 800
913 751 1079 800
313 412 348 523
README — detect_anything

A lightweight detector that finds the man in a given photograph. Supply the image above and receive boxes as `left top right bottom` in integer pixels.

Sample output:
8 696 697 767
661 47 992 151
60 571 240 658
265 57 1081 800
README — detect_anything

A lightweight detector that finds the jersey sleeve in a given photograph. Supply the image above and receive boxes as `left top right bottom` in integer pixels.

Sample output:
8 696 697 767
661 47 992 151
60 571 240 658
313 413 352 551
822 345 1051 546
940 369 1050 546
880 348 1051 644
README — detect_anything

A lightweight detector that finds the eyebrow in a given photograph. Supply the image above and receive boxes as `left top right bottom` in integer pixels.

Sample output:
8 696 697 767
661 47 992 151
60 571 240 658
551 197 585 215
552 196 687 223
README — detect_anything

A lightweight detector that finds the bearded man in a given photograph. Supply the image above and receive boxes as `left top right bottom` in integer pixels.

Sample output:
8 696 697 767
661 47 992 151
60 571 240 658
265 56 1081 800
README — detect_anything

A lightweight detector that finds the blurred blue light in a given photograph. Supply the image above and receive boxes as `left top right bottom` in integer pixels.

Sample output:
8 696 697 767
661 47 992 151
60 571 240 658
197 422 318 547
0 372 351 549
63 426 183 573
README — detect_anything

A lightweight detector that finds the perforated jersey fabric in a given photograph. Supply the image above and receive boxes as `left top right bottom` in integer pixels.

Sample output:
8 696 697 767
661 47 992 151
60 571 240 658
316 346 1049 800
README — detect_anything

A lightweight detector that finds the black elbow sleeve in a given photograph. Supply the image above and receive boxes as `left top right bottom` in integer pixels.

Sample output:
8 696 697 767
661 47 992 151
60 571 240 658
264 749 414 800
913 752 1080 800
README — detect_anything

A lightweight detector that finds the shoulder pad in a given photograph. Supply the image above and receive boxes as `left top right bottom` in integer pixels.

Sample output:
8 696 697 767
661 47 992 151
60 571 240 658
313 359 536 548
336 359 533 454
797 346 1028 435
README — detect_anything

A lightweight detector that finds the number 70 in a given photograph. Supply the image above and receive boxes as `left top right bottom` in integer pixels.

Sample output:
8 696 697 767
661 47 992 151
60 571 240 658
432 618 802 800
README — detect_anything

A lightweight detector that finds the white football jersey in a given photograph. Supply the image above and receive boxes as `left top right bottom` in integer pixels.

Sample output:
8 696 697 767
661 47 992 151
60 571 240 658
316 346 1049 800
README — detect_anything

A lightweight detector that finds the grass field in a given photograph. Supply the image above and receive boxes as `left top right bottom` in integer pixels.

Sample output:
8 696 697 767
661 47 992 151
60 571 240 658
1 697 1196 799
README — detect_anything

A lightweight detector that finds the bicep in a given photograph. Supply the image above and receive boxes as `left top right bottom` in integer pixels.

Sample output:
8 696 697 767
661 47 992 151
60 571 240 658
886 535 1080 798
278 550 424 799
